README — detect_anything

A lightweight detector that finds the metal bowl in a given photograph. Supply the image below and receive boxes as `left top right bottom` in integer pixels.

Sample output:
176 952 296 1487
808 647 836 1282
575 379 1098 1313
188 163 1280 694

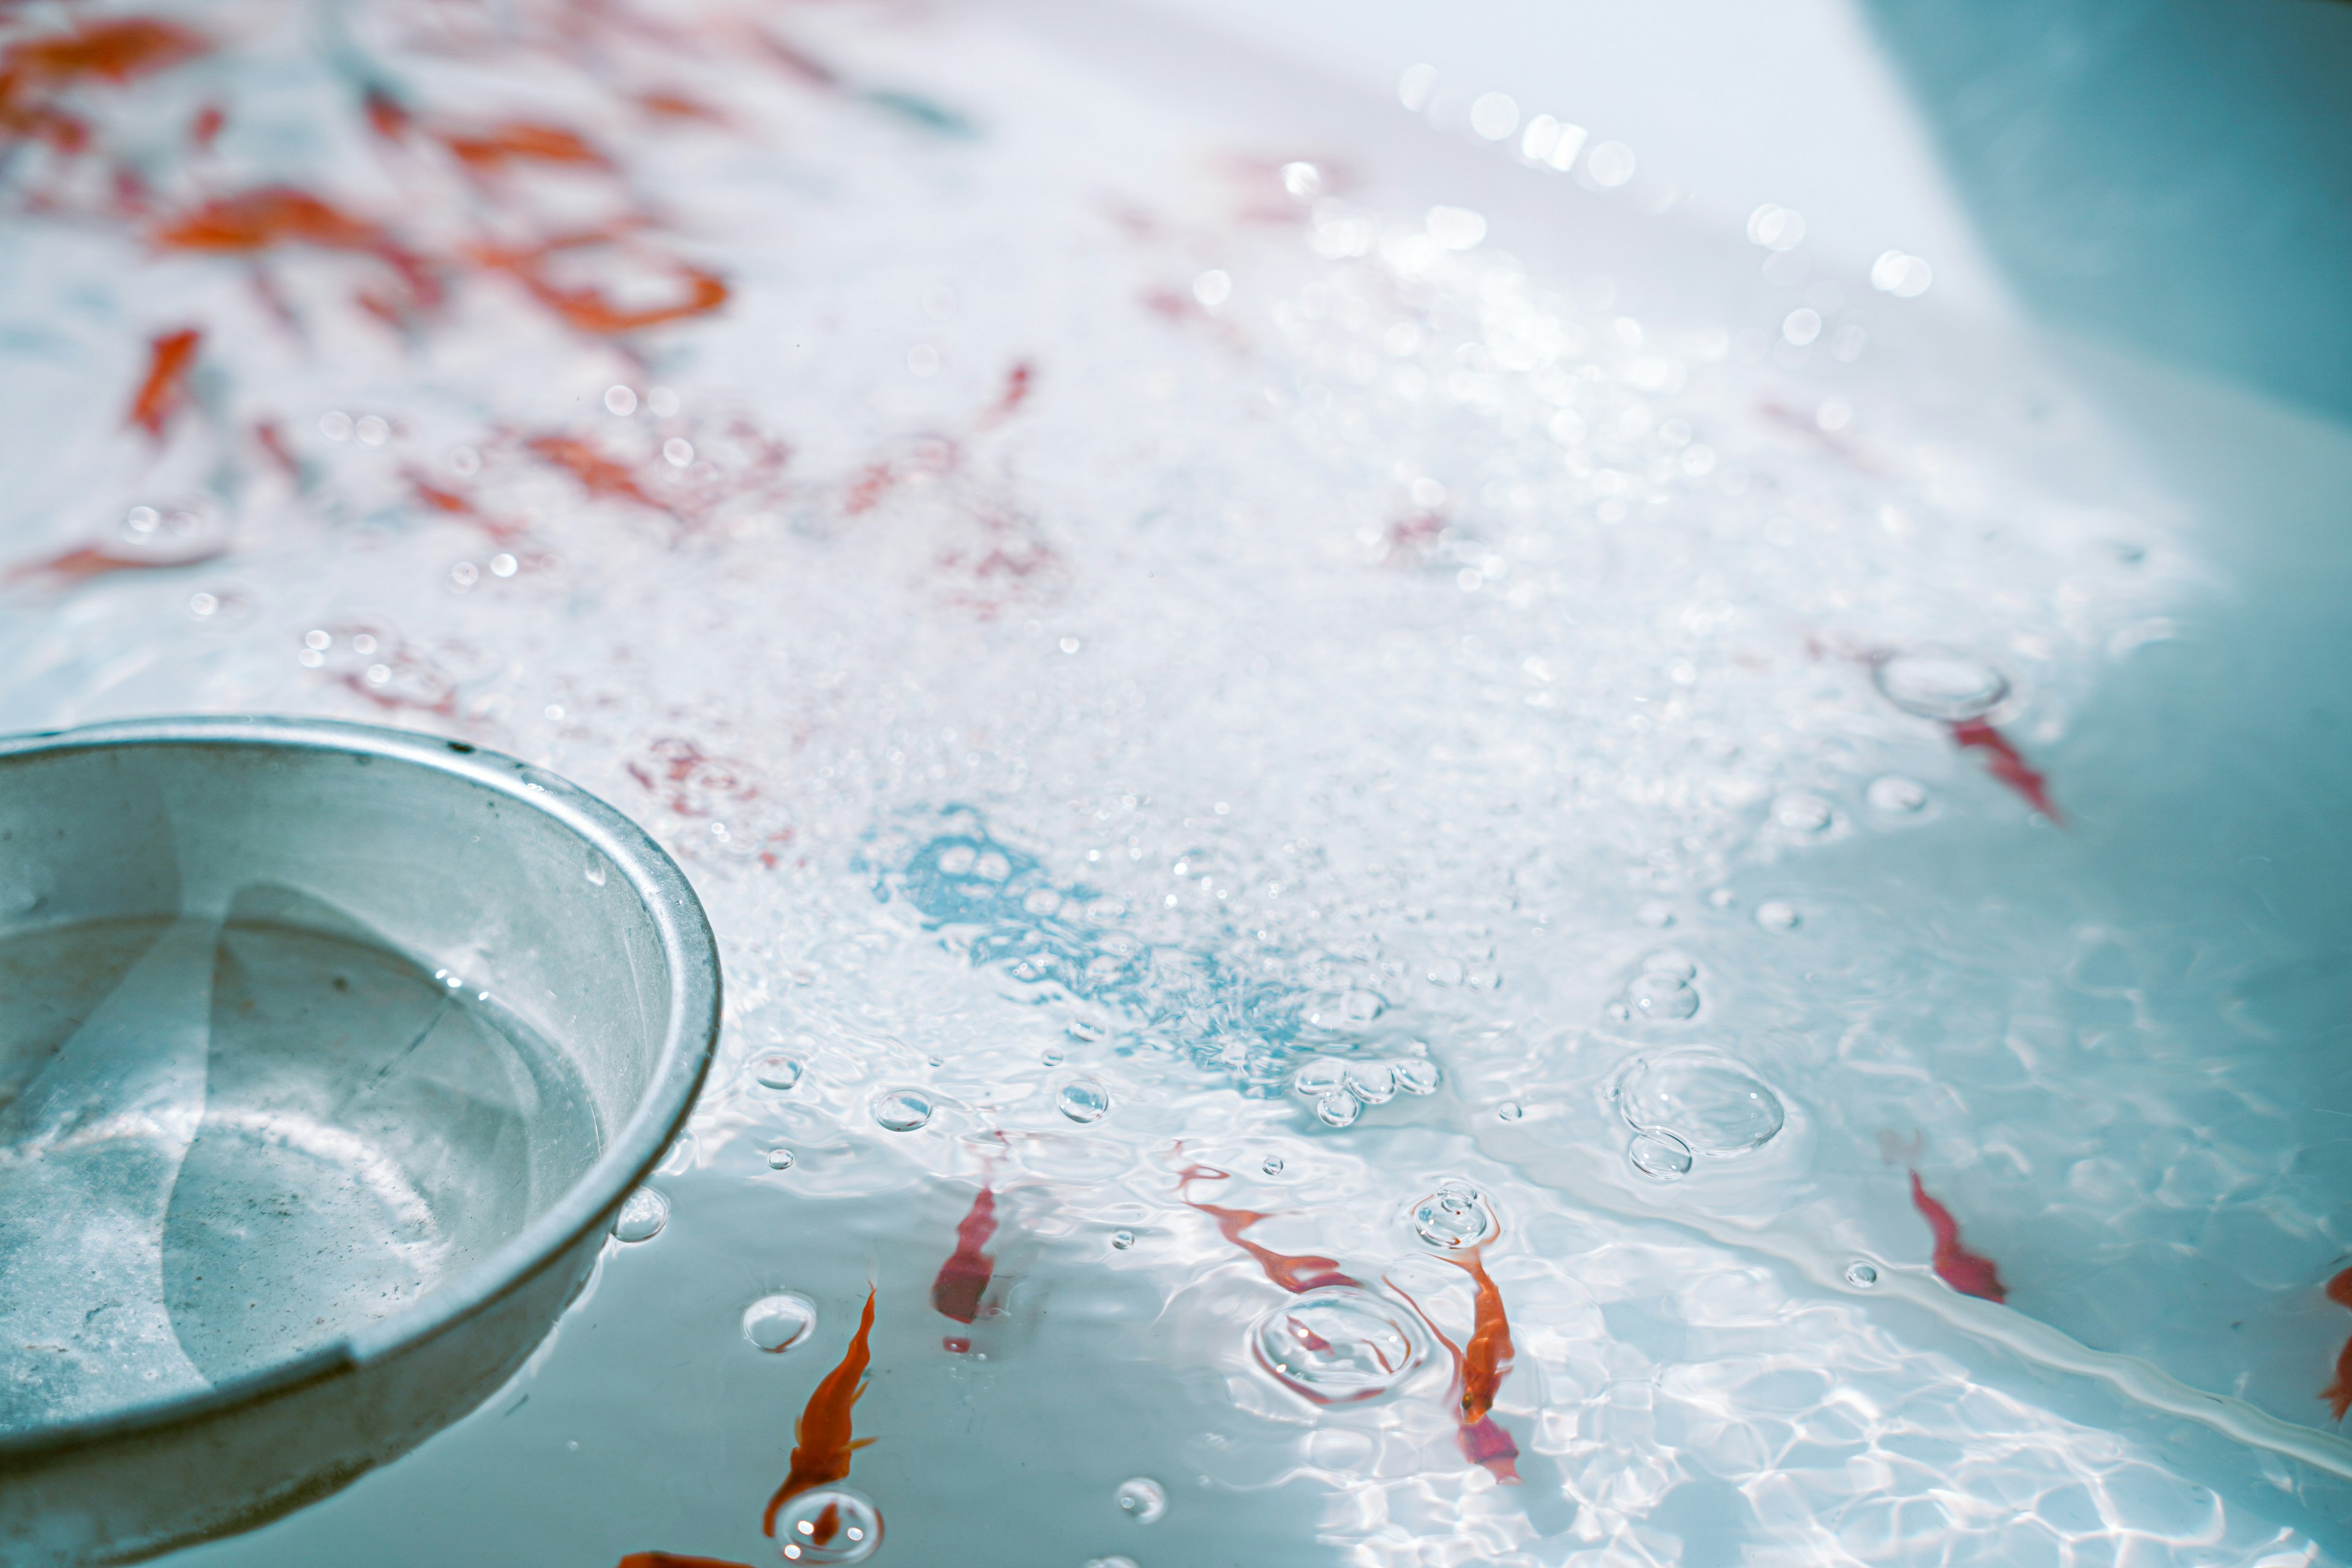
0 717 720 1565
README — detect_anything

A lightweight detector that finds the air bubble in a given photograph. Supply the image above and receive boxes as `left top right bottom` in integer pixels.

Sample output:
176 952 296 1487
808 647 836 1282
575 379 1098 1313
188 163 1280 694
1867 775 1928 814
1084 1559 1140 1568
1251 1286 1423 1403
1627 1129 1694 1180
1112 1229 1136 1250
1263 1155 1285 1175
741 1291 818 1353
1115 1476 1168 1523
1294 1058 1345 1098
752 1053 804 1090
872 1087 935 1132
1344 1061 1396 1104
1616 1052 1785 1155
772 1487 881 1563
1497 1102 1525 1122
1393 1058 1440 1095
768 1147 796 1170
1411 1185 1494 1250
1845 1261 1879 1287
1314 1091 1362 1128
1773 794 1833 834
1058 1077 1112 1123
1873 650 2009 722
1755 900 1801 932
611 1186 668 1243
1627 970 1700 1020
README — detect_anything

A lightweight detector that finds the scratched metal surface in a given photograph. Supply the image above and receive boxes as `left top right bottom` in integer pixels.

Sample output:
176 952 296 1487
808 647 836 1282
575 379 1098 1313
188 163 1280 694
3 0 2351 1562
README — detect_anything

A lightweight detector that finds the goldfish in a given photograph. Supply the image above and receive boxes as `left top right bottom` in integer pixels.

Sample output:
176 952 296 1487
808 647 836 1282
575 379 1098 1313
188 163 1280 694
1178 1164 1357 1294
442 121 610 172
1389 1250 1520 1483
2320 1266 2352 1422
614 1555 754 1567
1909 1171 2007 1303
763 1286 879 1537
1948 718 2062 823
524 434 661 509
471 241 728 336
931 1183 997 1331
155 187 438 307
7 540 225 586
126 327 200 440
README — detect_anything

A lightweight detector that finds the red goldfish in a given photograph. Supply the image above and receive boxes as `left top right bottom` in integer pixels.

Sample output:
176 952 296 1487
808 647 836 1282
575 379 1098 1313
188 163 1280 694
471 241 728 336
126 327 200 439
1390 1249 1520 1483
1948 718 2062 823
1178 1164 1356 1294
1909 1171 2007 1303
2320 1267 2352 1422
763 1287 879 1537
155 187 437 306
931 1183 997 1331
615 1555 754 1567
524 434 661 509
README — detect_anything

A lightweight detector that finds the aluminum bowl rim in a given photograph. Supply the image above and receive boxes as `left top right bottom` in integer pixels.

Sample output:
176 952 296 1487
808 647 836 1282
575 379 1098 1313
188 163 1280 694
0 715 722 1461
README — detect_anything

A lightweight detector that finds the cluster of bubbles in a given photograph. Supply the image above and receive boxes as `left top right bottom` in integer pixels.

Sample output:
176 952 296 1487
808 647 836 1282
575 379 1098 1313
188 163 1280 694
1608 949 1702 1023
863 810 1436 1105
1614 1050 1786 1182
1291 1054 1439 1128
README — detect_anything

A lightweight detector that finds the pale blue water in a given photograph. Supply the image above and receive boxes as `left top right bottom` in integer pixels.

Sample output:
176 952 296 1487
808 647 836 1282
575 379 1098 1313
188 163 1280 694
2 0 2350 1562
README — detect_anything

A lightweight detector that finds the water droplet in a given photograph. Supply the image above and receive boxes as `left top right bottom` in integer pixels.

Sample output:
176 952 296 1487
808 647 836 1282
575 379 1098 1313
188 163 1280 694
741 1292 818 1353
937 843 978 875
1344 1061 1396 1104
1616 1052 1785 1155
1392 1058 1440 1096
1293 1058 1346 1098
1497 1102 1525 1122
1845 1261 1879 1287
1867 775 1929 814
1112 1229 1136 1250
1627 1129 1694 1180
772 1486 881 1563
1755 900 1801 932
1314 1091 1362 1128
1251 1286 1423 1403
872 1087 935 1132
1635 899 1676 929
1058 1077 1112 1123
1115 1476 1168 1523
1640 950 1697 981
1873 650 2009 722
611 1186 668 1243
768 1147 796 1170
583 857 607 887
752 1052 804 1090
1262 1155 1286 1175
1040 1047 1065 1066
1627 970 1700 1020
1773 794 1834 834
1411 1185 1494 1249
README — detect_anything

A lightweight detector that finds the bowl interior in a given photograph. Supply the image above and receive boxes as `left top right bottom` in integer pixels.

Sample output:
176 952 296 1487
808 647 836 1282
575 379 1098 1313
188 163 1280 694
0 731 676 1434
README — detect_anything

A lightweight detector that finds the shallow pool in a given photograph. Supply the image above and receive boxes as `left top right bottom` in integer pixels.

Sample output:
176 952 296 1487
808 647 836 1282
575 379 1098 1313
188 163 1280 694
3 0 2350 1561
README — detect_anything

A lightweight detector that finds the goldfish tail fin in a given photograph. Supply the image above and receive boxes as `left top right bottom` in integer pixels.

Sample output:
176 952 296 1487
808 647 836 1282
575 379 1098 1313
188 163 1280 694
849 1436 880 1450
850 1378 870 1404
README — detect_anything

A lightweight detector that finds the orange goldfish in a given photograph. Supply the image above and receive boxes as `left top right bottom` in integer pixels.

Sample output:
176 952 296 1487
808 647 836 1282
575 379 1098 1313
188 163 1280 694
931 1183 997 1330
1909 1171 2007 1303
2321 1266 2352 1422
154 187 438 306
763 1287 879 1537
1178 1164 1357 1294
614 1555 754 1567
524 433 662 509
126 327 200 439
1390 1251 1520 1483
442 120 610 172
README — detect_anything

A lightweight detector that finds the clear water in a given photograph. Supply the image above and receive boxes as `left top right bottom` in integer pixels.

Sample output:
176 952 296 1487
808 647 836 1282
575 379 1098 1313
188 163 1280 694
1 0 2348 1561
0 913 601 1428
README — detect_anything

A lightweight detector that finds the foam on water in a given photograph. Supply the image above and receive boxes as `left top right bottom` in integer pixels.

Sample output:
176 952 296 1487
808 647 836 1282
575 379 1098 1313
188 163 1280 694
1 0 2348 1561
